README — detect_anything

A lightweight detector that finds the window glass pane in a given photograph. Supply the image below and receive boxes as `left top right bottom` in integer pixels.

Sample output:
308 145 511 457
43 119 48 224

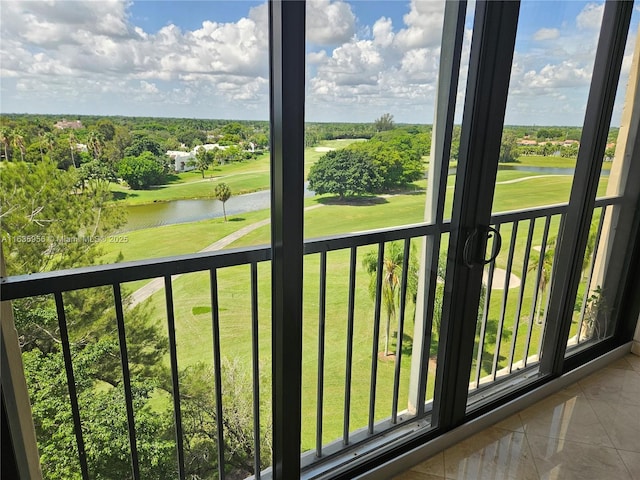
568 5 640 351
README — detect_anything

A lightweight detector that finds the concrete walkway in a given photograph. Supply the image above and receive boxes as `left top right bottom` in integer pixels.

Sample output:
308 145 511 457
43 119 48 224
496 174 570 185
128 204 324 307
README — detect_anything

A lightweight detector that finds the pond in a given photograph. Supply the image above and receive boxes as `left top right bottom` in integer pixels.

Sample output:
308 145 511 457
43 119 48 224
122 185 315 232
121 166 607 232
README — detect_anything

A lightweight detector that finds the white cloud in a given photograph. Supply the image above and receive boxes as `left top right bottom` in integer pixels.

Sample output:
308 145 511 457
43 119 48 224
2 0 136 47
576 3 604 30
372 17 394 47
393 0 444 50
533 28 560 41
317 40 383 86
522 61 592 89
306 0 447 118
308 50 329 64
0 0 633 125
140 81 159 94
306 0 356 45
0 0 270 115
399 48 439 82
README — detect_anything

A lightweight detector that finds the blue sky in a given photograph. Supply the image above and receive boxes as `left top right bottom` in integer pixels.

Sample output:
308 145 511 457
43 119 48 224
0 1 637 125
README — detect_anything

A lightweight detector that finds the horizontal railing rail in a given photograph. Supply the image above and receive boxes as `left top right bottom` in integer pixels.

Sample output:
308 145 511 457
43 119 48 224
2 198 621 301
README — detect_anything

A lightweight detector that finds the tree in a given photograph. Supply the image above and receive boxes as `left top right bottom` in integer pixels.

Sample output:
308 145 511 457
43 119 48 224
527 238 556 324
499 132 519 163
362 242 418 357
79 159 118 190
95 119 116 141
87 130 104 160
0 126 11 160
0 159 124 274
105 126 133 164
214 182 232 221
43 131 56 160
180 358 272 478
176 128 206 148
604 145 616 161
354 130 425 188
22 339 176 480
124 135 165 157
118 152 166 189
374 113 395 132
2 156 178 479
68 130 78 168
190 146 211 178
308 149 383 199
12 129 26 161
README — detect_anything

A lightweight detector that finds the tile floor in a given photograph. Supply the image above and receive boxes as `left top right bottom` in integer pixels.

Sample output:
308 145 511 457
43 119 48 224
394 353 640 480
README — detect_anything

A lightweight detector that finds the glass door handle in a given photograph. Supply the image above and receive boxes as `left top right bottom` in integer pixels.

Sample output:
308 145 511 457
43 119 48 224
463 226 502 268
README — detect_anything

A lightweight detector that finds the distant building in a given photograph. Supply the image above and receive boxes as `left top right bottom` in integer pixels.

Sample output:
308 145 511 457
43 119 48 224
54 119 83 130
167 150 195 173
167 143 229 172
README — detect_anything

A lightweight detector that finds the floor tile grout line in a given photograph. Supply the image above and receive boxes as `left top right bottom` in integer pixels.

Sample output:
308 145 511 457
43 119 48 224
614 447 637 480
521 419 543 480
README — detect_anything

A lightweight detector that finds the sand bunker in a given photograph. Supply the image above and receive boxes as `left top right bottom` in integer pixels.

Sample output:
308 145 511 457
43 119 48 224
483 268 521 289
315 147 336 152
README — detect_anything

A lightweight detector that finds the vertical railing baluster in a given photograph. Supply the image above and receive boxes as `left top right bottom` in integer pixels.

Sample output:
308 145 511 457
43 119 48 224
54 292 90 480
343 247 357 445
315 252 327 457
523 215 552 366
391 239 411 424
576 206 607 343
113 284 140 480
368 242 384 434
537 214 564 358
492 222 518 380
250 263 261 479
474 225 499 388
164 275 185 480
209 269 225 480
508 219 535 373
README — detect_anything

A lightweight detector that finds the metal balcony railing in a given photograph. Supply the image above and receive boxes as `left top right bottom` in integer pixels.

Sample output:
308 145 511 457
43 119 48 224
0 197 620 479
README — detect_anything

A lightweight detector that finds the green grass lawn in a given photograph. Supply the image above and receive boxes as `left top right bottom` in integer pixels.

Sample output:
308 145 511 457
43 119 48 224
515 154 611 170
101 154 614 452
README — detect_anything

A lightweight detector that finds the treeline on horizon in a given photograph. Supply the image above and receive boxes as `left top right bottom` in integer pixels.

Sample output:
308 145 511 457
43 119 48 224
0 113 620 175
1 112 619 144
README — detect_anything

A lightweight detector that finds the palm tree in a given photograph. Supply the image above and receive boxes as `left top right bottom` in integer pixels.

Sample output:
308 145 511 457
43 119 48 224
43 132 56 160
362 241 418 357
12 129 26 161
87 131 104 160
37 131 45 161
0 127 11 160
214 182 232 222
527 237 556 324
68 131 78 168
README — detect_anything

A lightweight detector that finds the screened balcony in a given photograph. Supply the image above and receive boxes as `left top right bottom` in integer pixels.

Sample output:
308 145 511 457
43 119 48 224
3 1 640 479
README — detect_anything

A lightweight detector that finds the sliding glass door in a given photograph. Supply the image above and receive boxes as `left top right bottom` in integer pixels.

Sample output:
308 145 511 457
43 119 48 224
427 0 637 426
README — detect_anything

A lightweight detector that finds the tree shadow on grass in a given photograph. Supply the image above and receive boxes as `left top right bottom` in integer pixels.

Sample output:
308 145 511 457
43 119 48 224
316 196 389 206
472 317 513 377
163 173 181 184
228 217 244 222
389 331 414 357
112 191 135 201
